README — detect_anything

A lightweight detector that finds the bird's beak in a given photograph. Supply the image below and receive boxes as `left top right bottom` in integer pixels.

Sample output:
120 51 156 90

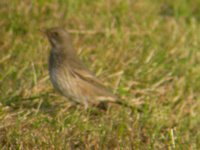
39 28 49 37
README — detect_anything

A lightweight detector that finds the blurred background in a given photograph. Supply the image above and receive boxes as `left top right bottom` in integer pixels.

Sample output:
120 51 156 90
0 0 200 149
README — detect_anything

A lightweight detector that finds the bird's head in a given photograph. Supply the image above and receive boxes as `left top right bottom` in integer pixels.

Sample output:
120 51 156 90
42 27 76 57
44 27 71 48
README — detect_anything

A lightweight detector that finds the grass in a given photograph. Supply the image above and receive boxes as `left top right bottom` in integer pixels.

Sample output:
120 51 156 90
0 0 200 149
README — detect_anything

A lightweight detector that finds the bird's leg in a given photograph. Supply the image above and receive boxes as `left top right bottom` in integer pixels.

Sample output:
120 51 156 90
83 100 89 110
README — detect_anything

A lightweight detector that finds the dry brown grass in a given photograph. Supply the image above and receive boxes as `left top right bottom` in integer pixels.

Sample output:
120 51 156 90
0 0 200 149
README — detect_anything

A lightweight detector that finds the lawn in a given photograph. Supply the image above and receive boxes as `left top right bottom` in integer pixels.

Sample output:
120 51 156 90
0 0 200 149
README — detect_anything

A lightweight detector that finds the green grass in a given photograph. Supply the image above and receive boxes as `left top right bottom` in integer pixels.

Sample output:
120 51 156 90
0 0 200 149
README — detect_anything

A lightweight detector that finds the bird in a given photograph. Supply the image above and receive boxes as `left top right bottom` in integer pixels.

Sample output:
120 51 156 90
43 27 128 109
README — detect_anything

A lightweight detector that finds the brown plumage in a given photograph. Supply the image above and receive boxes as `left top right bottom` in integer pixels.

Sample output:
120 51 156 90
44 27 122 109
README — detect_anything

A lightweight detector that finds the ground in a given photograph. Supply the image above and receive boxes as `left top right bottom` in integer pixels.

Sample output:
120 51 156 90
0 0 200 149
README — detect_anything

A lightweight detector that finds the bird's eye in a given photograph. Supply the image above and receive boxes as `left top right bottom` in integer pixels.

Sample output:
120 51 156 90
52 31 59 38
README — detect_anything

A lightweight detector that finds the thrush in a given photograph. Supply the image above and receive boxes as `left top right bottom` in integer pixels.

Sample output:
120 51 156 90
44 27 127 109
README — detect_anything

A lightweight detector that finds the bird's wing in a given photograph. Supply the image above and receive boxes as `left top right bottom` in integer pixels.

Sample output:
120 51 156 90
69 59 116 101
73 67 109 91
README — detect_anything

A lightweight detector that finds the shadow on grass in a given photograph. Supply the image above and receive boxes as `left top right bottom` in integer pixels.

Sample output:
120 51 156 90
1 92 117 118
1 92 68 116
